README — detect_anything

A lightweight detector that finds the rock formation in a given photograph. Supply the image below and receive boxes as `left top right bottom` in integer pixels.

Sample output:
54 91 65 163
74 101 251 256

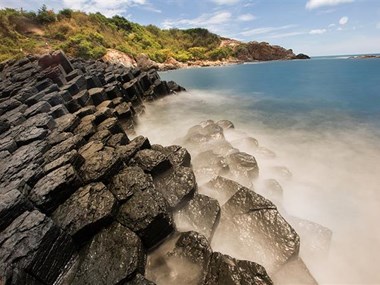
0 51 327 285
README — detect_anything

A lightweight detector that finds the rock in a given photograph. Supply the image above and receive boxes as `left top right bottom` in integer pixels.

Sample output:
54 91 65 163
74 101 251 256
205 252 273 285
79 146 122 183
55 113 80 133
216 120 235 130
23 101 51 118
43 149 85 173
126 274 156 285
213 182 300 272
44 134 85 163
49 104 69 118
0 187 32 232
97 117 124 135
136 54 159 71
14 126 48 146
88 87 108 105
116 136 151 163
110 166 154 202
294 53 311 59
0 98 21 114
204 175 245 205
263 179 283 204
152 145 191 167
271 166 292 179
0 210 75 285
29 164 83 213
117 188 174 249
107 132 129 147
115 102 133 119
47 131 73 146
70 222 146 285
73 119 96 139
192 150 229 183
226 151 259 185
132 149 172 176
89 130 112 143
93 107 114 124
153 166 197 209
0 136 17 153
167 81 186 92
52 182 117 242
174 194 220 241
272 257 317 285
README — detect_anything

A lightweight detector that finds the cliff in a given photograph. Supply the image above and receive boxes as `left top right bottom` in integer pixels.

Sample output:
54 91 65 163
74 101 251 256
0 7 309 69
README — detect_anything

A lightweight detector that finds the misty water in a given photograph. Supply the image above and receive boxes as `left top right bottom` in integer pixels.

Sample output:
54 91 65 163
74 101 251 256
136 58 380 284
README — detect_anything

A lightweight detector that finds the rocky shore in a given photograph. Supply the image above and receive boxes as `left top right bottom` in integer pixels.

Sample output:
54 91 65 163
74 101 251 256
0 51 329 285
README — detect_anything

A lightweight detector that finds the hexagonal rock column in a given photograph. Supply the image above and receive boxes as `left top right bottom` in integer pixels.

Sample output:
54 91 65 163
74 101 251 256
0 210 75 285
69 222 146 285
117 187 174 250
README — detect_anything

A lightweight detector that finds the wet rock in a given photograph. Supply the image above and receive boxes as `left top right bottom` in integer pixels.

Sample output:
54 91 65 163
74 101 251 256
263 179 283 204
205 176 246 205
226 151 259 185
154 166 197 209
174 194 220 241
110 166 154 202
184 121 224 146
272 257 317 285
205 252 273 285
152 144 191 167
132 149 172 176
117 188 174 249
0 210 75 285
193 150 229 182
55 113 80 133
79 146 122 183
213 182 300 272
52 182 117 242
116 136 151 163
29 164 83 213
70 222 146 285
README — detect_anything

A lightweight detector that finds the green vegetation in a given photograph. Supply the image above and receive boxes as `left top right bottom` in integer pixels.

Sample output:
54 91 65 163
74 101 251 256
0 6 239 63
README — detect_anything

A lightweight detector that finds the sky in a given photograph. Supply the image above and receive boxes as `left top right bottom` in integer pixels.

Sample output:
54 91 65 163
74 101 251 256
1 0 380 56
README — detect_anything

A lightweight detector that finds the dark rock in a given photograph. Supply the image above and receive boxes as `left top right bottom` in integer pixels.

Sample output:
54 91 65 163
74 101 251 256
73 105 96 118
29 164 83 213
65 98 82 113
96 100 114 109
0 136 17 153
0 187 32 232
115 102 133 119
73 119 96 139
43 149 85 173
89 130 112 143
0 118 10 133
167 80 186 92
44 134 85 163
52 182 117 242
226 151 259 185
0 210 75 285
23 101 51 118
205 252 273 285
55 113 80 133
154 166 196 209
174 194 220 240
79 146 122 183
21 113 56 130
0 98 21 113
110 166 154 202
49 104 69 118
152 144 191 167
73 90 90 106
294 53 311 59
107 132 129 147
126 274 156 285
116 136 151 163
88 87 108 105
71 222 146 285
97 117 124 134
93 107 114 124
78 140 104 158
216 120 235 130
47 131 73 146
132 149 172 176
117 188 174 249
15 126 48 146
62 75 87 96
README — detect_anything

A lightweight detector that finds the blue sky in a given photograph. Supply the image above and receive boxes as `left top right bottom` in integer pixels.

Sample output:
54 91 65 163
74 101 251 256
1 0 379 56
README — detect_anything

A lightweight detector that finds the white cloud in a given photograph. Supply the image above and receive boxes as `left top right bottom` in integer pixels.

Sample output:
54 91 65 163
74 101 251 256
239 25 296 37
306 0 354 10
309 28 327 34
339 16 349 25
60 0 149 17
237 13 256 21
210 0 240 4
162 11 232 29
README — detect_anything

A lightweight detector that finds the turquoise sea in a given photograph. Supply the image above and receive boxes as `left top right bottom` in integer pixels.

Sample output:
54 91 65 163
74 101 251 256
137 57 380 284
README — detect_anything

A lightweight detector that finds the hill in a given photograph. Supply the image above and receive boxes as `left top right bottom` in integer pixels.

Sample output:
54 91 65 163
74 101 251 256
0 6 309 67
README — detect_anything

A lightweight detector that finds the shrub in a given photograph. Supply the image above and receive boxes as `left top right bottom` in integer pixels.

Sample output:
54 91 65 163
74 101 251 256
36 5 56 24
58 9 73 20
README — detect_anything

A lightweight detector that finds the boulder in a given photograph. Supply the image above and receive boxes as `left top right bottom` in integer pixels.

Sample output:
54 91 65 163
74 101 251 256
55 113 80 133
225 151 259 185
14 126 48 146
152 144 191 167
29 164 83 213
116 136 151 163
153 166 197 209
216 120 235 130
0 210 74 285
43 149 85 174
132 149 172 176
109 166 154 202
117 188 174 249
44 134 85 163
174 194 220 241
70 222 146 285
52 182 117 242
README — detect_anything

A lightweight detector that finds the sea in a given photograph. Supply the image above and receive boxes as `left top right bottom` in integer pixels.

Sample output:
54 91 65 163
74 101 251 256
136 56 380 284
